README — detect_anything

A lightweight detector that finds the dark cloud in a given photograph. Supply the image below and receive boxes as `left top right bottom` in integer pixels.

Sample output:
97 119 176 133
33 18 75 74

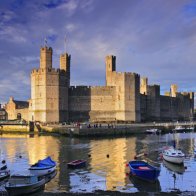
0 0 195 104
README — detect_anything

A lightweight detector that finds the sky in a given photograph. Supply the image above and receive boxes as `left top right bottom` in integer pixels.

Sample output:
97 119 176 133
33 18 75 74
0 0 196 104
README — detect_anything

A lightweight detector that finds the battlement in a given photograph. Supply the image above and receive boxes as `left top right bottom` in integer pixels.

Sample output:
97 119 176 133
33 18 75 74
69 85 116 91
31 68 66 75
41 46 52 51
115 71 140 78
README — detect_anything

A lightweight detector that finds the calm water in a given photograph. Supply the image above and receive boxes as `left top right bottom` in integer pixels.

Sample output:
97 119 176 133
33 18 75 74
0 132 196 193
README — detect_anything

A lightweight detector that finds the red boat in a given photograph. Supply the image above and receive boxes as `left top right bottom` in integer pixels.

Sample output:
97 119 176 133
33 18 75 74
67 160 86 169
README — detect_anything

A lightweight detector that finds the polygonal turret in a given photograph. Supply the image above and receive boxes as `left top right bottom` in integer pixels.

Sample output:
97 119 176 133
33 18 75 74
40 46 53 69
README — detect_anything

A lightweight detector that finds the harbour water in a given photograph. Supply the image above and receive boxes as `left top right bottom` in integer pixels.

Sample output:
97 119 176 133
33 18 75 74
0 132 196 193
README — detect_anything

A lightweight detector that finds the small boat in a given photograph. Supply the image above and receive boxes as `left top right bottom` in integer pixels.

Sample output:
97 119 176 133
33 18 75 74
29 156 56 176
0 169 10 181
128 160 160 182
5 174 45 196
186 126 194 131
173 126 185 132
162 146 185 164
146 129 161 134
0 160 10 181
67 160 86 169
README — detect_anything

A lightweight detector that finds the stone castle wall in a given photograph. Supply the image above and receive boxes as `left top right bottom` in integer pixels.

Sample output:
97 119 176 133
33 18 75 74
6 46 194 123
68 86 116 122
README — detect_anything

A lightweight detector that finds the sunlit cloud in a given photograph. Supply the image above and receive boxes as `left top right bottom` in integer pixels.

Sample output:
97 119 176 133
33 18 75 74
0 0 195 104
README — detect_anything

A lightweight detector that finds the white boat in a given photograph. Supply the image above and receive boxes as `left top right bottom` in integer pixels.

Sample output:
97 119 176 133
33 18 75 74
186 126 194 131
146 128 161 134
162 146 185 164
5 174 45 196
29 156 56 176
173 126 185 131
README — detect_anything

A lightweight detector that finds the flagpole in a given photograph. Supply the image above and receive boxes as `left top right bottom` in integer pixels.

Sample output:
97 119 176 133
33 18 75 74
64 35 67 53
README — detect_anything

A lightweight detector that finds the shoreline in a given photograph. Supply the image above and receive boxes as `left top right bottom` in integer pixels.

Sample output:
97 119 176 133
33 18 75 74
0 121 195 137
41 190 195 196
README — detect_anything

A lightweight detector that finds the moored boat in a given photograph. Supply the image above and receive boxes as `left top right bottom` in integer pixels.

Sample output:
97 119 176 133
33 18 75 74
0 169 10 181
146 129 161 134
162 146 185 164
67 160 86 169
5 174 45 196
173 126 185 132
0 160 10 181
128 160 160 182
29 156 56 176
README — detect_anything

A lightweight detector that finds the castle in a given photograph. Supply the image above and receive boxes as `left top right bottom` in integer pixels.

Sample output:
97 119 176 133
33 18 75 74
5 45 194 123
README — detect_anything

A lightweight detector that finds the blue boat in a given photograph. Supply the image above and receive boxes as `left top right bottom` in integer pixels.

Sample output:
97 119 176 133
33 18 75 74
128 160 160 182
29 156 56 176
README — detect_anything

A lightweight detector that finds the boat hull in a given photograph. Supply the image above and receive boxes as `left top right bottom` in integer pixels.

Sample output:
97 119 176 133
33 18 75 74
163 154 184 164
128 161 160 182
29 165 56 176
0 170 10 181
5 178 45 196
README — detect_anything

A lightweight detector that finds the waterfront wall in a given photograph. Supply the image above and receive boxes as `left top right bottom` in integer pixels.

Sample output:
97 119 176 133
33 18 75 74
0 124 30 132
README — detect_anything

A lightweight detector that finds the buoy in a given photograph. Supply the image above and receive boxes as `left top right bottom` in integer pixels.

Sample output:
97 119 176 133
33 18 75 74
2 160 5 164
106 154 109 158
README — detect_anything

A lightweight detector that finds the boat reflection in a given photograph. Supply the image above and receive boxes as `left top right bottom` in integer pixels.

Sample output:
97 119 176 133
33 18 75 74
163 160 185 174
129 174 161 192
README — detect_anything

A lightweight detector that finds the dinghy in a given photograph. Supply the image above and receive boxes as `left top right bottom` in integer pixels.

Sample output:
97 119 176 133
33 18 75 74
128 160 160 182
5 174 45 196
29 156 56 176
0 160 10 181
67 160 86 169
0 169 10 181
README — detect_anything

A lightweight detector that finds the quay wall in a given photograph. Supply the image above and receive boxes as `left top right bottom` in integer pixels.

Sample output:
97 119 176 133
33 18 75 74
0 124 30 132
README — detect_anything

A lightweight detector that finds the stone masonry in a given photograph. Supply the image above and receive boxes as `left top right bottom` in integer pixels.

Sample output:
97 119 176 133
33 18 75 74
5 45 195 123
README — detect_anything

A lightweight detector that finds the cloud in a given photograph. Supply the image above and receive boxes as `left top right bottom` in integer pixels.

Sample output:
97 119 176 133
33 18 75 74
0 0 195 104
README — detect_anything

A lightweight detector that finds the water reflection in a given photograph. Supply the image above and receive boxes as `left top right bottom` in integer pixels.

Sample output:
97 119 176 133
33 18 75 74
163 160 185 174
0 133 196 193
129 174 161 192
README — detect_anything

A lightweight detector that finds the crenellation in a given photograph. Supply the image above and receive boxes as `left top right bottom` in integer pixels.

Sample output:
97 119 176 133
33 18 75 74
6 44 194 123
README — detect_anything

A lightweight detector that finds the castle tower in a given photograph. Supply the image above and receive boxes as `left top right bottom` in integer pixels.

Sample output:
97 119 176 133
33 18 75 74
30 46 59 123
40 47 53 69
60 53 71 87
140 77 148 95
170 84 178 97
105 55 116 86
